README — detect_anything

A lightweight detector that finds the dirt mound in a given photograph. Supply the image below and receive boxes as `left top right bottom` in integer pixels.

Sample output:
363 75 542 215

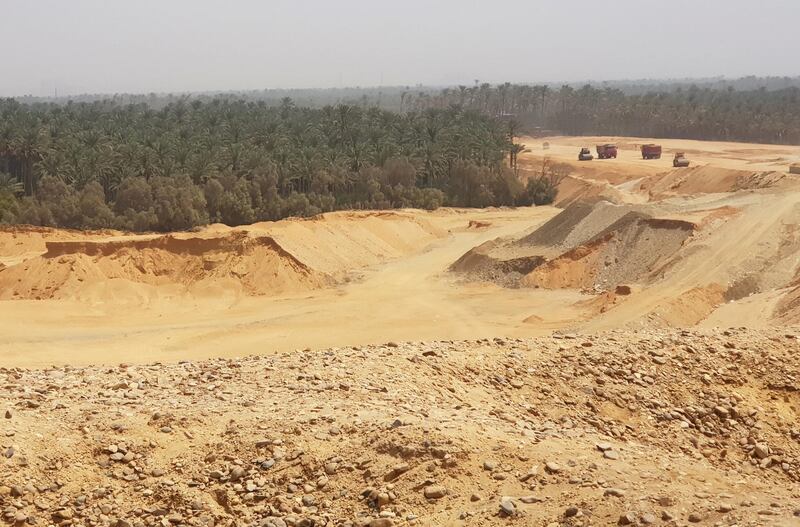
552 174 627 207
0 225 121 267
257 210 447 277
450 190 799 330
775 274 800 324
0 211 448 301
449 239 545 287
640 166 787 199
0 231 328 300
519 238 607 290
454 200 696 294
521 213 694 291
518 200 596 247
519 200 652 251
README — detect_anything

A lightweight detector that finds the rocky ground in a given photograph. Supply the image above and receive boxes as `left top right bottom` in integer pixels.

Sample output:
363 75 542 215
2 329 800 527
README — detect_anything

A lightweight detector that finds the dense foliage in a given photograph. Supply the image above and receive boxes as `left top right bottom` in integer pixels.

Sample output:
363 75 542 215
409 83 800 144
6 78 790 232
16 76 800 111
0 98 543 231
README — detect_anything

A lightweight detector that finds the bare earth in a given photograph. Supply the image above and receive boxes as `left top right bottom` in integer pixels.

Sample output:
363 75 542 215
1 136 799 526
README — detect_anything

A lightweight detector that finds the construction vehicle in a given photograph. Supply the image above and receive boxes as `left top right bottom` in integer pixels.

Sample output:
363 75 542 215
578 147 593 161
673 152 690 167
790 163 800 175
596 144 618 159
641 144 662 160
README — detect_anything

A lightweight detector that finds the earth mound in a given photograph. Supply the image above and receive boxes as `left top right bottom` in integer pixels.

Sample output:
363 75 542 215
0 211 447 301
775 277 800 324
519 200 650 250
522 214 694 291
0 231 329 300
640 166 788 199
449 239 545 287
453 201 694 293
552 175 629 207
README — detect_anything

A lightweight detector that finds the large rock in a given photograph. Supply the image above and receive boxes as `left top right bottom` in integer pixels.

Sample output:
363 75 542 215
423 485 447 499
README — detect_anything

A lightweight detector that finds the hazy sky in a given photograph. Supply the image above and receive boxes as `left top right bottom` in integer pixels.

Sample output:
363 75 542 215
3 0 799 97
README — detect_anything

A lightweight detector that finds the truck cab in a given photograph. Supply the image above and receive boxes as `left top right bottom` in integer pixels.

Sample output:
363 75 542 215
578 147 593 161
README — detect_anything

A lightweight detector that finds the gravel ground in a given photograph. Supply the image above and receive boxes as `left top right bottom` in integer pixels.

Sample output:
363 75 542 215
3 328 799 526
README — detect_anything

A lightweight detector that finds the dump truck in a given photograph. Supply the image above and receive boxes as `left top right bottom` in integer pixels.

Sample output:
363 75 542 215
673 152 690 167
578 147 593 161
790 163 800 175
596 144 618 159
641 144 662 160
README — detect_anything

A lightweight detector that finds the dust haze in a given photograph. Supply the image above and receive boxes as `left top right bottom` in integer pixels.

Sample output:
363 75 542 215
3 0 800 96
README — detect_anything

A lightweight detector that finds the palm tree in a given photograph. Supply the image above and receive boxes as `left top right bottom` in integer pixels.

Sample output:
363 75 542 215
538 85 550 118
12 128 43 196
36 150 65 182
0 173 24 195
509 143 526 175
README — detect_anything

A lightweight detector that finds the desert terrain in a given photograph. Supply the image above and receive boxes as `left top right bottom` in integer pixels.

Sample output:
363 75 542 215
2 136 800 526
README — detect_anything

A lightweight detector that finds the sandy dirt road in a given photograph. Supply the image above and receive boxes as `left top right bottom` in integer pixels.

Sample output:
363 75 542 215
520 135 800 179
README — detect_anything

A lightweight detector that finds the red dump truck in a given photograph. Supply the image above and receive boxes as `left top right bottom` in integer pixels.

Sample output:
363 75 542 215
641 144 662 160
596 144 618 159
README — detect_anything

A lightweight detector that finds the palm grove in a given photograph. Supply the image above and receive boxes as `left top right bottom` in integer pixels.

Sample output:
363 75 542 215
0 98 553 231
5 80 797 232
408 82 800 144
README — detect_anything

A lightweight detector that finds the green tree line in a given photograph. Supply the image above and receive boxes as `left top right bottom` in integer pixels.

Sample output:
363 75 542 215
408 83 800 144
0 98 550 231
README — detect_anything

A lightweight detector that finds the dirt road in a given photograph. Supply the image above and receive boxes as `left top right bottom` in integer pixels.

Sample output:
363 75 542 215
520 135 800 178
